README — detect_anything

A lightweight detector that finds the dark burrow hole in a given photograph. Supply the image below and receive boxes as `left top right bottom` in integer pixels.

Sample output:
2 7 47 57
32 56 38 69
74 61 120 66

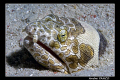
97 29 108 57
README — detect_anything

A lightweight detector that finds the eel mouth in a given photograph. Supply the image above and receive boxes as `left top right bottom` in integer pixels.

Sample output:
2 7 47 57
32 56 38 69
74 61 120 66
25 36 66 66
36 38 65 65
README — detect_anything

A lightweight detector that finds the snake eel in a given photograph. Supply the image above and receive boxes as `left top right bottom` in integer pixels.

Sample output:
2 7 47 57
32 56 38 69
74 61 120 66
23 14 107 74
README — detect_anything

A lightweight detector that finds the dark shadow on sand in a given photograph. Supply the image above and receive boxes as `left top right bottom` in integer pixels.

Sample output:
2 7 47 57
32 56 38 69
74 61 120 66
6 46 49 71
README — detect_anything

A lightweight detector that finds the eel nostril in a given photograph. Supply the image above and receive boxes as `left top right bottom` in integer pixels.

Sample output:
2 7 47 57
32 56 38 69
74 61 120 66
34 27 37 30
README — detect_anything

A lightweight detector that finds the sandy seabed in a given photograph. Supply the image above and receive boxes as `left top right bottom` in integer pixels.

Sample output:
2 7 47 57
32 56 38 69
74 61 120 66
5 4 115 77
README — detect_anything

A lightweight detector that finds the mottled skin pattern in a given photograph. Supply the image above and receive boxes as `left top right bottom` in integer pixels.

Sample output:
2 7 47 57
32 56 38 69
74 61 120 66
24 14 96 74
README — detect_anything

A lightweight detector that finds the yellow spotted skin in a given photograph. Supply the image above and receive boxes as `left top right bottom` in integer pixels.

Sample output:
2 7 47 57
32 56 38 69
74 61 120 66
24 14 100 74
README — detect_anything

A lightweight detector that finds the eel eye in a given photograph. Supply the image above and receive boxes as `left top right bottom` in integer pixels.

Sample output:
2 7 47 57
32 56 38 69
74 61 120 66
57 29 68 43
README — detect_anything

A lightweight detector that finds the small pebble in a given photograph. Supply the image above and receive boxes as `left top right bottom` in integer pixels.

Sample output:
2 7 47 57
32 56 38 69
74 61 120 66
30 74 33 76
